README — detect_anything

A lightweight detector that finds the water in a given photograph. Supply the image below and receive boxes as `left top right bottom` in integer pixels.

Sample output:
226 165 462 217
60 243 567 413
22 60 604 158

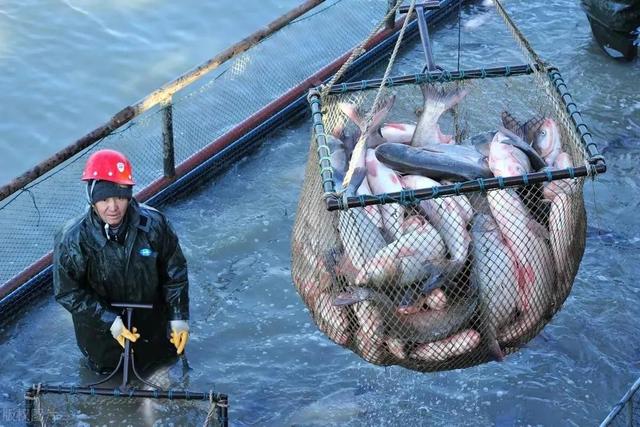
0 0 301 185
1 0 640 426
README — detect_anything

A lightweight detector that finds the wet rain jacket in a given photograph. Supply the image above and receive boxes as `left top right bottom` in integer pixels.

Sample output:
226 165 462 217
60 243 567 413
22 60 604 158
53 199 189 372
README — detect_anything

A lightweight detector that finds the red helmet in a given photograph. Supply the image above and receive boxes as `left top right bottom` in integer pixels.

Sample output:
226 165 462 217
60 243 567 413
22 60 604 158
81 149 135 185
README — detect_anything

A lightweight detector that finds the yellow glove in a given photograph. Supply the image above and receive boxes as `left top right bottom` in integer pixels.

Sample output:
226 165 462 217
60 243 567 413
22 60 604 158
110 316 140 348
169 320 189 355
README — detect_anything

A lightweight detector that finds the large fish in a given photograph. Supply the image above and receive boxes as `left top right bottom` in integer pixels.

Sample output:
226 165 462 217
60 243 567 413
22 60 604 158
542 151 578 201
488 189 556 344
381 122 416 144
365 148 404 241
411 85 467 147
334 286 477 343
401 175 471 275
470 208 519 360
356 220 447 289
548 192 581 305
488 130 532 177
337 168 387 278
533 117 563 166
498 127 547 171
409 329 481 363
326 134 348 190
375 142 493 181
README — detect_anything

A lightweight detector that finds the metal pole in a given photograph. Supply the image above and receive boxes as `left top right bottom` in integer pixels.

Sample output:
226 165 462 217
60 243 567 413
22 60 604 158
24 388 35 426
217 394 229 427
416 4 436 71
120 307 134 392
162 100 176 179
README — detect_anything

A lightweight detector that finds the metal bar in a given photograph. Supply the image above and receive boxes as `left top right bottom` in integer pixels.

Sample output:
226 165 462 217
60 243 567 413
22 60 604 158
325 164 606 211
162 101 176 179
326 64 536 93
25 384 226 401
0 0 327 202
307 90 337 197
547 67 606 165
120 308 133 391
416 5 437 70
217 395 229 427
599 376 640 427
111 302 153 309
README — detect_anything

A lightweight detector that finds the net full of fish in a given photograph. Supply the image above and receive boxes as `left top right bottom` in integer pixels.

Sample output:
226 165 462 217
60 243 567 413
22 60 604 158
291 76 591 372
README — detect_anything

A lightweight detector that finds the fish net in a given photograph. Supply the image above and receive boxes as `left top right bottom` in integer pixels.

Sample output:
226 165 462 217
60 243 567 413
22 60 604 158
291 3 605 372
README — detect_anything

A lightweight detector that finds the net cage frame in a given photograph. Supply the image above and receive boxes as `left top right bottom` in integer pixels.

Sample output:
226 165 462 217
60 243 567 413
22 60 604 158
292 55 607 371
600 375 640 427
23 383 229 427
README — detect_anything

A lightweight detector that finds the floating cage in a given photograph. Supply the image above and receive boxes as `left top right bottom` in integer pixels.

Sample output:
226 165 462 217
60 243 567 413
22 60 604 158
291 2 606 372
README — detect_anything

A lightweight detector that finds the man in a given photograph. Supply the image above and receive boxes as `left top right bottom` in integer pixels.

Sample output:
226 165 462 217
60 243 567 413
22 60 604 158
53 148 190 374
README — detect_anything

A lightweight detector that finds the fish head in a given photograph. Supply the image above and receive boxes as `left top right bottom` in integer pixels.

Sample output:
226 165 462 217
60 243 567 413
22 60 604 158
533 117 560 161
470 211 499 236
332 287 373 306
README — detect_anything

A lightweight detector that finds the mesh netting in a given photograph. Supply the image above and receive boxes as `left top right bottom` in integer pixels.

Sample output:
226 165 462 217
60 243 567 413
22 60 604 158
291 59 596 371
601 376 640 427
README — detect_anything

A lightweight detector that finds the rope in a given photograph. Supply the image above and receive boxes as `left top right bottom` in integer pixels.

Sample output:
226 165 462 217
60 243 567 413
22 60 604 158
320 0 405 98
341 0 417 191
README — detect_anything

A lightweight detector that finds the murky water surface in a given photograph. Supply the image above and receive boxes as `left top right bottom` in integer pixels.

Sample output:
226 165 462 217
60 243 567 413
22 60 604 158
0 1 639 426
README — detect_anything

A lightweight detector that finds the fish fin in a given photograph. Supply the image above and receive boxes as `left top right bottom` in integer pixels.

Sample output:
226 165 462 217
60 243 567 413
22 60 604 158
332 293 362 306
489 339 505 361
501 111 523 136
338 102 363 129
419 267 448 294
527 219 550 240
344 167 367 196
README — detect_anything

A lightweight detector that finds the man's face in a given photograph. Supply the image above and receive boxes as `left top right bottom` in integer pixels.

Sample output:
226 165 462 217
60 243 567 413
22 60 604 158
93 197 129 226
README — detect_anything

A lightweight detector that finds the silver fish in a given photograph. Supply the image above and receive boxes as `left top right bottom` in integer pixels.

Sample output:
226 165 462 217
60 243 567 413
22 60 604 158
411 85 467 147
334 286 477 344
470 209 519 360
375 142 493 181
337 168 387 278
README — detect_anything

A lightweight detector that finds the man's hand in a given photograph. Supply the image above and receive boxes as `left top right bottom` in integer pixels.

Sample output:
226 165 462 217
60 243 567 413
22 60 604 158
110 316 140 348
169 320 189 355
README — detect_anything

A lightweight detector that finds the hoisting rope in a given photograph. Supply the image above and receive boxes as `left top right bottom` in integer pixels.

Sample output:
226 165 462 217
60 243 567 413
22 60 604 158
330 0 417 194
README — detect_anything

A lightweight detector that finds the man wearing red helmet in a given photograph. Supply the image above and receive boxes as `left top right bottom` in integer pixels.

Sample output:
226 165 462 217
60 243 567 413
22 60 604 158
52 149 190 374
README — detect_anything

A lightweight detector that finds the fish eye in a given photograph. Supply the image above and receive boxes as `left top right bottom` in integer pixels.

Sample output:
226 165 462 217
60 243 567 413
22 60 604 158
540 130 547 136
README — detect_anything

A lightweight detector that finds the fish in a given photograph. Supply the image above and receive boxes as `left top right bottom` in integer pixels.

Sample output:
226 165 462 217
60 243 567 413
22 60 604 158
140 358 190 426
375 142 493 181
409 329 481 362
487 189 556 345
337 168 387 278
411 85 468 147
352 298 391 365
470 208 519 360
548 192 583 305
314 291 352 346
542 151 578 200
488 131 532 177
460 130 495 157
380 122 416 144
501 111 545 146
339 95 395 191
326 134 348 189
532 117 563 166
365 148 404 241
356 221 447 289
401 175 471 274
498 127 547 171
334 286 478 344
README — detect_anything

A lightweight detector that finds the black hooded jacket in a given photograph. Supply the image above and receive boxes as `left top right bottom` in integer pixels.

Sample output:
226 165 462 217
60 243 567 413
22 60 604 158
53 199 189 371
